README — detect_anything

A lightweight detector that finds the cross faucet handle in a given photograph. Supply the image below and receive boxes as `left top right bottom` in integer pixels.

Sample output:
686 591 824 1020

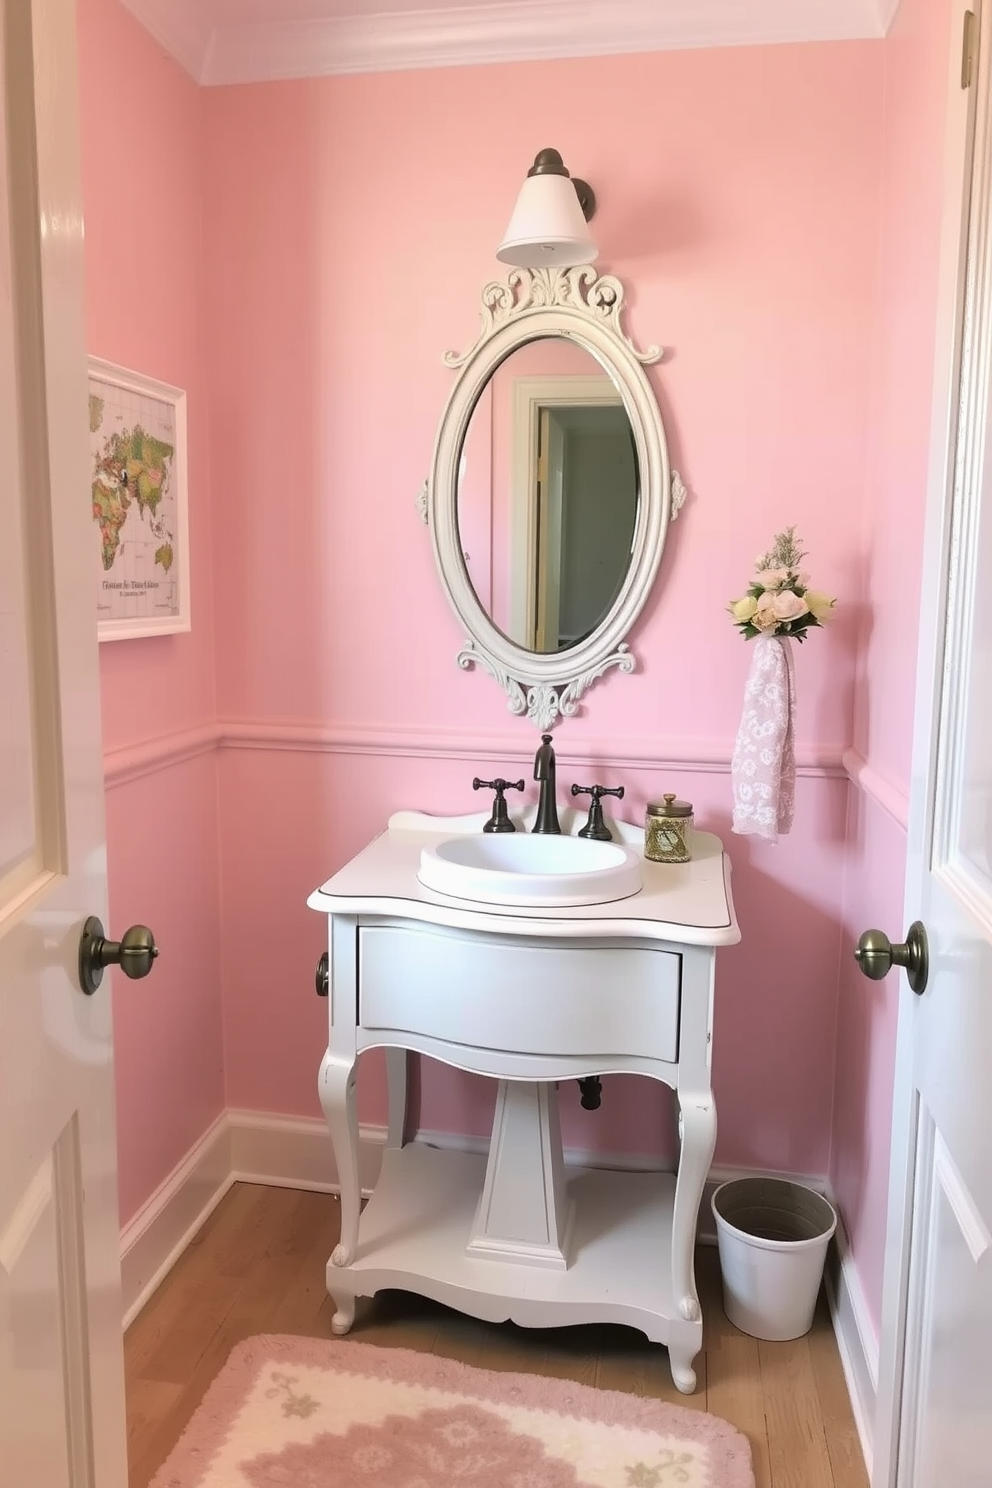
473 777 526 834
571 783 625 842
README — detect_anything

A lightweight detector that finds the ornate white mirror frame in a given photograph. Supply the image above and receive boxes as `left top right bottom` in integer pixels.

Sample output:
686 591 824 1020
421 264 684 731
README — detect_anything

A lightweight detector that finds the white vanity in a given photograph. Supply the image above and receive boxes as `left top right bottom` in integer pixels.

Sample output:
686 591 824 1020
307 805 739 1392
306 248 733 1389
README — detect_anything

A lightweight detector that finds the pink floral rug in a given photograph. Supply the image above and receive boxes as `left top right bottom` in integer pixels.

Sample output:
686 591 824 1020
149 1334 754 1487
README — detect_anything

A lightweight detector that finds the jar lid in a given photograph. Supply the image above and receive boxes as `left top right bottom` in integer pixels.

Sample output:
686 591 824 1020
647 792 693 818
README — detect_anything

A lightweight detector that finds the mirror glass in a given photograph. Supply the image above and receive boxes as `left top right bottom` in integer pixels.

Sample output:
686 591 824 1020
456 337 640 655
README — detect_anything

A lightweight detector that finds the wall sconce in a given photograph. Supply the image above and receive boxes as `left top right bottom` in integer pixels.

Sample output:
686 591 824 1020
496 148 598 269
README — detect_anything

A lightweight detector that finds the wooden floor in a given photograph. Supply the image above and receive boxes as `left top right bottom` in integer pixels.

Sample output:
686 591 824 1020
124 1182 868 1488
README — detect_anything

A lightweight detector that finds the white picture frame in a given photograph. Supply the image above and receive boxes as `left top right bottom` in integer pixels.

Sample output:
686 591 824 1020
88 357 190 640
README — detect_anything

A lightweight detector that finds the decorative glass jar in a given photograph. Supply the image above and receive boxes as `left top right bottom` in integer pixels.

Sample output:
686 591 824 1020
644 794 694 864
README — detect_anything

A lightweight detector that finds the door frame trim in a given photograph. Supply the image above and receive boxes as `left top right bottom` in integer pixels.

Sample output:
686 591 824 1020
509 373 623 644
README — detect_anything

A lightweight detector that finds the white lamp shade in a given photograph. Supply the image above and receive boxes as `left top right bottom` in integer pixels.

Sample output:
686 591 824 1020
496 172 598 269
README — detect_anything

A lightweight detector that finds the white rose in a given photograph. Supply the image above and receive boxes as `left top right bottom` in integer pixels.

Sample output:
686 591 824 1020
805 590 835 622
772 590 809 623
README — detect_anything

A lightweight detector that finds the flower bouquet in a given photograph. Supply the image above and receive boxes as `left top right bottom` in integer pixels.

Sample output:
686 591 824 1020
728 528 835 843
728 527 834 641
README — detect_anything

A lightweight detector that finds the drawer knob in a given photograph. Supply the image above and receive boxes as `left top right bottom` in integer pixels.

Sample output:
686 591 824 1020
315 951 329 997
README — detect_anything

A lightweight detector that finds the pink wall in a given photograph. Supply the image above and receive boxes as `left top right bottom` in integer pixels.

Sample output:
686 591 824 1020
104 753 224 1223
853 0 954 794
78 0 953 1346
78 0 224 1225
202 48 881 1175
831 0 955 1330
205 50 879 746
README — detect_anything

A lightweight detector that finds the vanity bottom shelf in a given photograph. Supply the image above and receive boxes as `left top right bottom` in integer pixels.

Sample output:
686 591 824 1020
326 1143 702 1392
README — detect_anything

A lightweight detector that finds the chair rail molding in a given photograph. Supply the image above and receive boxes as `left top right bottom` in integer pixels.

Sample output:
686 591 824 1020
103 722 220 789
102 718 850 783
842 748 910 830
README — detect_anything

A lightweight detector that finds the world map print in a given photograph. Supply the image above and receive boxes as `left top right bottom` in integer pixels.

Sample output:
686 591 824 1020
89 368 184 635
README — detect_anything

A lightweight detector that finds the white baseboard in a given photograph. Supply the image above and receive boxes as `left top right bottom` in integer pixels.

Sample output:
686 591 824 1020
118 1109 873 1475
119 1111 389 1326
823 1211 879 1478
119 1112 234 1327
226 1109 386 1195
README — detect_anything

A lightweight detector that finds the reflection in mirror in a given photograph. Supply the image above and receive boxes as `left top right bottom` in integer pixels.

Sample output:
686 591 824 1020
457 338 639 655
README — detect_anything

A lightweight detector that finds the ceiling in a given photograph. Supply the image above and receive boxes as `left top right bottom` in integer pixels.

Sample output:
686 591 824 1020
118 0 902 86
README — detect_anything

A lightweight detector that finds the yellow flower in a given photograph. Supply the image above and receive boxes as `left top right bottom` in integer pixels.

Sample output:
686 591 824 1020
805 590 836 622
730 595 758 623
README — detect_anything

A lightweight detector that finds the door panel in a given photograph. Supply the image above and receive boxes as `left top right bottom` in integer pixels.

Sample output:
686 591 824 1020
0 0 128 1484
901 1114 991 1487
877 3 992 1484
952 515 992 889
0 1121 93 1488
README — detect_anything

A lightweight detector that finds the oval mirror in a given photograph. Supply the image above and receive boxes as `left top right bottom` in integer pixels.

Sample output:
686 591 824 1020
426 266 676 731
457 337 640 656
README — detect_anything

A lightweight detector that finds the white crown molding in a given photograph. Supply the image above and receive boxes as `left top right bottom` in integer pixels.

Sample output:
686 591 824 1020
875 0 904 32
117 0 215 83
119 0 895 87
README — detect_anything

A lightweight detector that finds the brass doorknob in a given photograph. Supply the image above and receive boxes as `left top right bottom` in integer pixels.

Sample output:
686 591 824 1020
854 921 929 995
315 951 329 997
79 916 158 996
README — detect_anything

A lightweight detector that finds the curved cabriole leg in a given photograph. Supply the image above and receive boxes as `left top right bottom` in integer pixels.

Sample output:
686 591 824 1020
318 1049 360 1267
671 1095 717 1327
668 1344 697 1395
330 1293 356 1336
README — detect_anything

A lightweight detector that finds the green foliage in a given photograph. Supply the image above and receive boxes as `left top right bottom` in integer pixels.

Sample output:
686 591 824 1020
755 524 808 573
734 613 822 643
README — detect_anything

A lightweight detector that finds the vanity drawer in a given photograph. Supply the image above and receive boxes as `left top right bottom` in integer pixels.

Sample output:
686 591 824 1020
357 923 680 1063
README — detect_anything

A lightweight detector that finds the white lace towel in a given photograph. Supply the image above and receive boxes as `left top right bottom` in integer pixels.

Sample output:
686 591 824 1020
731 634 796 842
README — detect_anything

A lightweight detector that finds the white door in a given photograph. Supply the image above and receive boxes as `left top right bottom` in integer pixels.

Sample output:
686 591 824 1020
871 4 992 1484
1 0 132 1483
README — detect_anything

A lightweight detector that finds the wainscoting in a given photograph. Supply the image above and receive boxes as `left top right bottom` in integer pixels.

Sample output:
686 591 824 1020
106 724 889 1473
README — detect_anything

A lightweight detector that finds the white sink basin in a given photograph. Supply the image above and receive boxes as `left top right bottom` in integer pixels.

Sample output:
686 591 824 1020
417 832 643 907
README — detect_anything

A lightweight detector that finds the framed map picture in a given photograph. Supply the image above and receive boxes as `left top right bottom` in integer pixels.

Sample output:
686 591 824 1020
88 358 189 640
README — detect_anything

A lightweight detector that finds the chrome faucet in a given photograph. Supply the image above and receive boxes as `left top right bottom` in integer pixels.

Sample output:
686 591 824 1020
532 733 561 835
